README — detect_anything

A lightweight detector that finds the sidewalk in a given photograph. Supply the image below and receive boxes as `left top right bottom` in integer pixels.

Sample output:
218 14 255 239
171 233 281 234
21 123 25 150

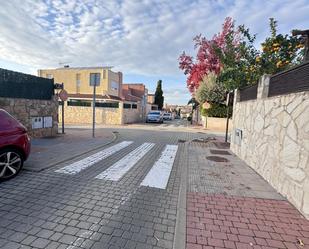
185 139 309 249
24 128 117 172
65 122 226 136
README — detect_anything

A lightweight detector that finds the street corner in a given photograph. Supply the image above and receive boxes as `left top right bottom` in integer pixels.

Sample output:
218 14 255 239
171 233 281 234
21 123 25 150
23 128 118 172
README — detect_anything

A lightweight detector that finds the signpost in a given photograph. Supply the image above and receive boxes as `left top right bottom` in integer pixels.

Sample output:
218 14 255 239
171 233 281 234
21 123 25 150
54 83 67 134
90 73 101 138
225 91 233 142
59 87 68 134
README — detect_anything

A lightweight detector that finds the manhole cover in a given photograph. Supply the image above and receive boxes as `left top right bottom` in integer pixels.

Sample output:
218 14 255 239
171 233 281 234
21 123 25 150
210 149 231 155
206 156 229 162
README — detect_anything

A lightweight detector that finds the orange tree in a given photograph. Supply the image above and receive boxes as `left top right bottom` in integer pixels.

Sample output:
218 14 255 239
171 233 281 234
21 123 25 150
257 18 304 74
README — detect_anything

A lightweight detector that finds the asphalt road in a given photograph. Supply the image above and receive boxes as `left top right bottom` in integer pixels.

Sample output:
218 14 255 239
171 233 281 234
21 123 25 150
0 124 210 249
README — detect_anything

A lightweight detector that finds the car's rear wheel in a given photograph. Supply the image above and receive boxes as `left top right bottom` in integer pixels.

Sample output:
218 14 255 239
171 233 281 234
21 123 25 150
0 148 23 181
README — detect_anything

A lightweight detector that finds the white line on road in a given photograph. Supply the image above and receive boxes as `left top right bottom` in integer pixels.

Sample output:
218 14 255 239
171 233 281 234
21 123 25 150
95 142 155 181
141 144 178 189
55 141 133 174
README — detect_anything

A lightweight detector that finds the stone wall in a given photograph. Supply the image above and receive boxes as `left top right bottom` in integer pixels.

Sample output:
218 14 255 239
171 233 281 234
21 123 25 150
0 97 58 138
231 75 309 219
123 106 142 124
59 102 142 125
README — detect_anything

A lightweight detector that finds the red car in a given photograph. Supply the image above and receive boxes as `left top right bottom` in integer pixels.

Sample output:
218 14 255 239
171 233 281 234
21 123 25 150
0 109 31 181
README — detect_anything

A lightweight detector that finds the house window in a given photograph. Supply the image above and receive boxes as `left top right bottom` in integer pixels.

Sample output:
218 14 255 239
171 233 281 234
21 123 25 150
111 81 119 91
67 99 91 107
46 74 53 79
95 102 119 108
123 103 131 109
76 74 81 93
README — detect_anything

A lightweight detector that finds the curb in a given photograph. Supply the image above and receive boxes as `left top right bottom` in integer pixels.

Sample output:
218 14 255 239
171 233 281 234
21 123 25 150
24 131 119 172
173 141 188 249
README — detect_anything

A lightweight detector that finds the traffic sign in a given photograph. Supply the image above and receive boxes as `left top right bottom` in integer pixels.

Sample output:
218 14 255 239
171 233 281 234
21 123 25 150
59 89 68 101
90 73 101 86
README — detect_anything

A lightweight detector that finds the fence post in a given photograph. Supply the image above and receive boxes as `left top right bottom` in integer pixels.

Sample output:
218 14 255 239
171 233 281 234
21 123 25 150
233 89 240 107
257 74 271 99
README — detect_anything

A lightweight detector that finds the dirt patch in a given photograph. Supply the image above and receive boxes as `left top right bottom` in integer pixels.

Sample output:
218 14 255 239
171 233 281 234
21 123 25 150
192 137 216 143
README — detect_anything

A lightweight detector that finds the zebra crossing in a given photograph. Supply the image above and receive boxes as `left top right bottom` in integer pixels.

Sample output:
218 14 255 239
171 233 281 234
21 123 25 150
55 141 133 174
141 144 178 189
95 143 155 181
55 141 179 189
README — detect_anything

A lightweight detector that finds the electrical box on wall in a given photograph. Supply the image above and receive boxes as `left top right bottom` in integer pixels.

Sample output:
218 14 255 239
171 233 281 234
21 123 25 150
234 128 242 145
43 116 53 128
31 117 43 129
31 116 53 129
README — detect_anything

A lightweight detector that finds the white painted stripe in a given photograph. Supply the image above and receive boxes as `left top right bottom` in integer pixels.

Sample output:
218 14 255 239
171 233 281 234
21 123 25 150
55 141 133 174
95 143 155 181
141 145 178 189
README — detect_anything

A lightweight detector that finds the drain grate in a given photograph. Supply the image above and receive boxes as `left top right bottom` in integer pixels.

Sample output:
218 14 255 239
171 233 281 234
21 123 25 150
206 156 229 162
210 150 231 155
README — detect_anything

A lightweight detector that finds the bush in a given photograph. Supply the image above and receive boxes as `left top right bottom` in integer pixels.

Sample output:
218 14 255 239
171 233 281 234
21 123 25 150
201 103 232 118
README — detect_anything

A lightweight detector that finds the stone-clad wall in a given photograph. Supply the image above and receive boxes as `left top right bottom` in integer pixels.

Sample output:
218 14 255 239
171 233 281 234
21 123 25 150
0 97 58 138
59 106 122 125
59 102 142 125
231 75 309 219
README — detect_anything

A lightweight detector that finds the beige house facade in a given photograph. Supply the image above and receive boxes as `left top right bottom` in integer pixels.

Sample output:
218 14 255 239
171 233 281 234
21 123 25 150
38 66 122 98
38 66 143 125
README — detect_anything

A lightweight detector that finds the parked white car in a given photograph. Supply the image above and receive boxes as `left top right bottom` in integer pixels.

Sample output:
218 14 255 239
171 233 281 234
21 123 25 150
163 113 172 120
146 111 163 123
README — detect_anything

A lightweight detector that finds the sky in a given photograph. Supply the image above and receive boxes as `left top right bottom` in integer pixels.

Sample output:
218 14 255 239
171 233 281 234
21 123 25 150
0 0 308 105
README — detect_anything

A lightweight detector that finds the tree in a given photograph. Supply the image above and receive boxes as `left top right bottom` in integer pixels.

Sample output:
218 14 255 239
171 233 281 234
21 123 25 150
179 17 239 93
195 72 226 104
187 97 199 110
154 80 164 110
215 24 261 90
257 18 304 74
179 16 305 103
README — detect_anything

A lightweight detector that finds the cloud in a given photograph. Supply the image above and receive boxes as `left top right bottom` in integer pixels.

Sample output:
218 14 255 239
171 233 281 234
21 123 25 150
163 88 191 105
0 0 308 104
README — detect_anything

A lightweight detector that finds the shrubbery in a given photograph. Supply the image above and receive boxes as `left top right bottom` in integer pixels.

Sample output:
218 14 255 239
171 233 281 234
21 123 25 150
201 103 232 118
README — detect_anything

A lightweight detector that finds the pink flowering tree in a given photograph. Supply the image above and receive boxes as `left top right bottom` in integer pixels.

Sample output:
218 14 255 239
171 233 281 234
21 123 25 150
179 17 239 94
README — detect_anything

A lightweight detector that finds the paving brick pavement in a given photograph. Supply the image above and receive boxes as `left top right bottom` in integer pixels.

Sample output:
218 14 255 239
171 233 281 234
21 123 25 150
0 128 212 249
186 193 309 249
186 140 309 249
